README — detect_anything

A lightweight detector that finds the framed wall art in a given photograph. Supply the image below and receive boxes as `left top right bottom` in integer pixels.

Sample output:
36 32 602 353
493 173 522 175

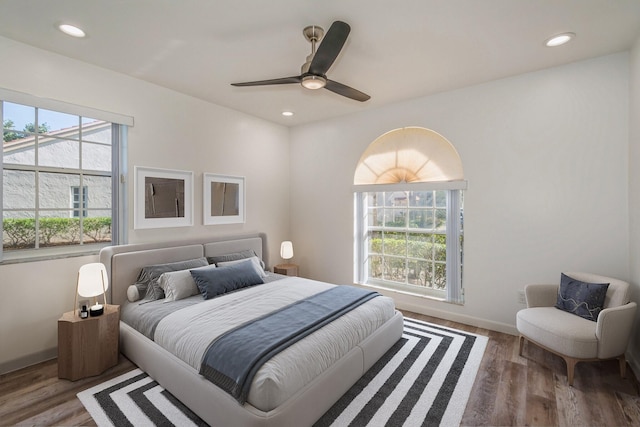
203 173 245 225
134 166 194 229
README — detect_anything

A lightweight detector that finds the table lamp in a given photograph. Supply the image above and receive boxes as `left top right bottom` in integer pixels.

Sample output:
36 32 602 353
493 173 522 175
280 241 294 262
75 263 109 317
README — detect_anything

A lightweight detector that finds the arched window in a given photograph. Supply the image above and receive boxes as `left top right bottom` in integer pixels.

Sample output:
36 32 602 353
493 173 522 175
353 127 466 303
354 127 464 184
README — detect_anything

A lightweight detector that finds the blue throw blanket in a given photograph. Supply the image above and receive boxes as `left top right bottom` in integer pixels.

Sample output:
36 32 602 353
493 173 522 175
199 285 380 404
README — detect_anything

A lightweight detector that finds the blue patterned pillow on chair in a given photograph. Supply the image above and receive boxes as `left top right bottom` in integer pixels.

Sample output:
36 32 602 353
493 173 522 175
555 273 609 321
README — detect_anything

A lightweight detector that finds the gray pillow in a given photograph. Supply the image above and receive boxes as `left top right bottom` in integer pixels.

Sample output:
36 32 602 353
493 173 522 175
217 256 267 278
135 257 209 301
158 267 212 302
191 261 264 300
207 249 266 270
555 273 609 321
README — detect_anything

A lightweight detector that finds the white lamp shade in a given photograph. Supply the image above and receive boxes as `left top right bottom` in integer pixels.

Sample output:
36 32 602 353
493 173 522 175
77 263 109 297
280 241 294 260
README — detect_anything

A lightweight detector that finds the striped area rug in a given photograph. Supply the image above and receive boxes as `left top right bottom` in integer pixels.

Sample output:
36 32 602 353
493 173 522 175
77 318 487 427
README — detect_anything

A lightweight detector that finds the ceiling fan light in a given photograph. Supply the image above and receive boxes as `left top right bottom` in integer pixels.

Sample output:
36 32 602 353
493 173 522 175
301 75 326 90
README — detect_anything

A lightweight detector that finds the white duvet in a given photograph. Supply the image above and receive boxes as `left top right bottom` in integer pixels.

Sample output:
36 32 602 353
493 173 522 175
152 277 396 411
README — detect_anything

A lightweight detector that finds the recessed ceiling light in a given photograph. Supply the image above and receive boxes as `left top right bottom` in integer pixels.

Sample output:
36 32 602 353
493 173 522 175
282 111 294 117
545 32 575 47
58 24 86 38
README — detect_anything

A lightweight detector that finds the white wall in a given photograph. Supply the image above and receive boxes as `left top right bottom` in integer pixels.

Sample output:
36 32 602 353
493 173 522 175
0 33 635 374
290 53 630 334
627 36 640 372
0 36 291 372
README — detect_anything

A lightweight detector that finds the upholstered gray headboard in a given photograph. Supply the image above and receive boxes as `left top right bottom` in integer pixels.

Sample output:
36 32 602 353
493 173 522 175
99 234 266 305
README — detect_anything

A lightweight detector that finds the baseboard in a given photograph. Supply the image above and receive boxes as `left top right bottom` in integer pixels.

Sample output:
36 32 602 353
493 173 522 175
395 299 519 336
0 347 57 376
351 282 519 336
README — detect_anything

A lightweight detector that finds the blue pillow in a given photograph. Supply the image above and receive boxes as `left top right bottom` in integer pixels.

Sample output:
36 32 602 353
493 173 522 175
555 273 609 321
191 260 264 300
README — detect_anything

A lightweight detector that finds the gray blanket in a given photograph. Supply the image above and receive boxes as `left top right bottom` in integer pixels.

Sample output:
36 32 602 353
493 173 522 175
199 285 380 404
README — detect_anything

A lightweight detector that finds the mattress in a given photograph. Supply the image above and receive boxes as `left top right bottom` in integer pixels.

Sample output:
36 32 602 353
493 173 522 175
121 275 396 411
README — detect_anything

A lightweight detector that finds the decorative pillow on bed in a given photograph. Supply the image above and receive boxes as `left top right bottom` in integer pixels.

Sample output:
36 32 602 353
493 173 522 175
127 284 144 302
158 266 213 302
135 257 209 301
217 256 267 278
191 260 265 300
207 249 266 270
555 273 609 321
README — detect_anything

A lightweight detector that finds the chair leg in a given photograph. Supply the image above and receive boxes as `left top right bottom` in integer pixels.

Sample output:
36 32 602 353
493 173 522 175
619 355 627 379
519 335 589 386
564 356 578 386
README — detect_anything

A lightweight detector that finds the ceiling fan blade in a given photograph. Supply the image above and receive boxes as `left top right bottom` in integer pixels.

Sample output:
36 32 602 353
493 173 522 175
325 79 370 102
309 21 350 76
231 76 301 87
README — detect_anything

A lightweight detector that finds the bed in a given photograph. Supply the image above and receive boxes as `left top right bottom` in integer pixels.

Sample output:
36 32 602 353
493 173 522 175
100 234 404 427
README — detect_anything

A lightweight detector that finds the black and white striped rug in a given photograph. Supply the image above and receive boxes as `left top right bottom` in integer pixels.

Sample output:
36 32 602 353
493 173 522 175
78 318 487 427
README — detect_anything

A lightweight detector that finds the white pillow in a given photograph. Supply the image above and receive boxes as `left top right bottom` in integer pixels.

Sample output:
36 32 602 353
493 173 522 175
127 285 141 302
158 267 209 302
217 256 267 277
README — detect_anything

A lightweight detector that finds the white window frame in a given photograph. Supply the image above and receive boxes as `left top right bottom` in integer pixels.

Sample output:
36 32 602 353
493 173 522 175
1 88 132 263
354 181 466 304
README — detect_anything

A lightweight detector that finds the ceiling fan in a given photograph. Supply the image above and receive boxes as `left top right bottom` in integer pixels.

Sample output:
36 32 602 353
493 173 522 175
231 21 370 102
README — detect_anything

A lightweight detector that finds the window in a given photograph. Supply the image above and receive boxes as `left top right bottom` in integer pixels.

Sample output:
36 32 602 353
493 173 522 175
71 186 88 218
1 91 130 262
353 127 465 303
355 187 463 301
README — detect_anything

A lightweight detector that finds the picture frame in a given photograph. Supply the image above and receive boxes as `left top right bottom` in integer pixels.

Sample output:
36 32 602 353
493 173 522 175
203 173 245 225
134 166 194 229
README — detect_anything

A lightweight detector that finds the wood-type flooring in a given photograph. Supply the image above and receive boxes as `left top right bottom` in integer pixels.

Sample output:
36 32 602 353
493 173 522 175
1 310 638 426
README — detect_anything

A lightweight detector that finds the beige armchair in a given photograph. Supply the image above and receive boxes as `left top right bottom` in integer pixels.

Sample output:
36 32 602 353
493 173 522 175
516 272 636 386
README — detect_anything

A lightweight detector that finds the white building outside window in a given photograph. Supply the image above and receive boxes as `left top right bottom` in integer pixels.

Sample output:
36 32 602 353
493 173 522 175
1 90 131 262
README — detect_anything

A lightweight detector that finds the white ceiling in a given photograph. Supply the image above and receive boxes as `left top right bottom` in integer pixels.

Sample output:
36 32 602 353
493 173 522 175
1 0 639 127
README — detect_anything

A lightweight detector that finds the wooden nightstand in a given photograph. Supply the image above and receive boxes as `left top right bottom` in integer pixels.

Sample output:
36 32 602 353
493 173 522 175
273 263 299 276
57 304 120 381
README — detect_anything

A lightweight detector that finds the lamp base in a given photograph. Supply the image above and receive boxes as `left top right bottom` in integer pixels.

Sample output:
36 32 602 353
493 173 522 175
89 305 104 317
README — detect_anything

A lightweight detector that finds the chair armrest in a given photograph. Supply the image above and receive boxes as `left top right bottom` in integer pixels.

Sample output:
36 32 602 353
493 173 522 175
596 302 637 359
524 284 558 308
